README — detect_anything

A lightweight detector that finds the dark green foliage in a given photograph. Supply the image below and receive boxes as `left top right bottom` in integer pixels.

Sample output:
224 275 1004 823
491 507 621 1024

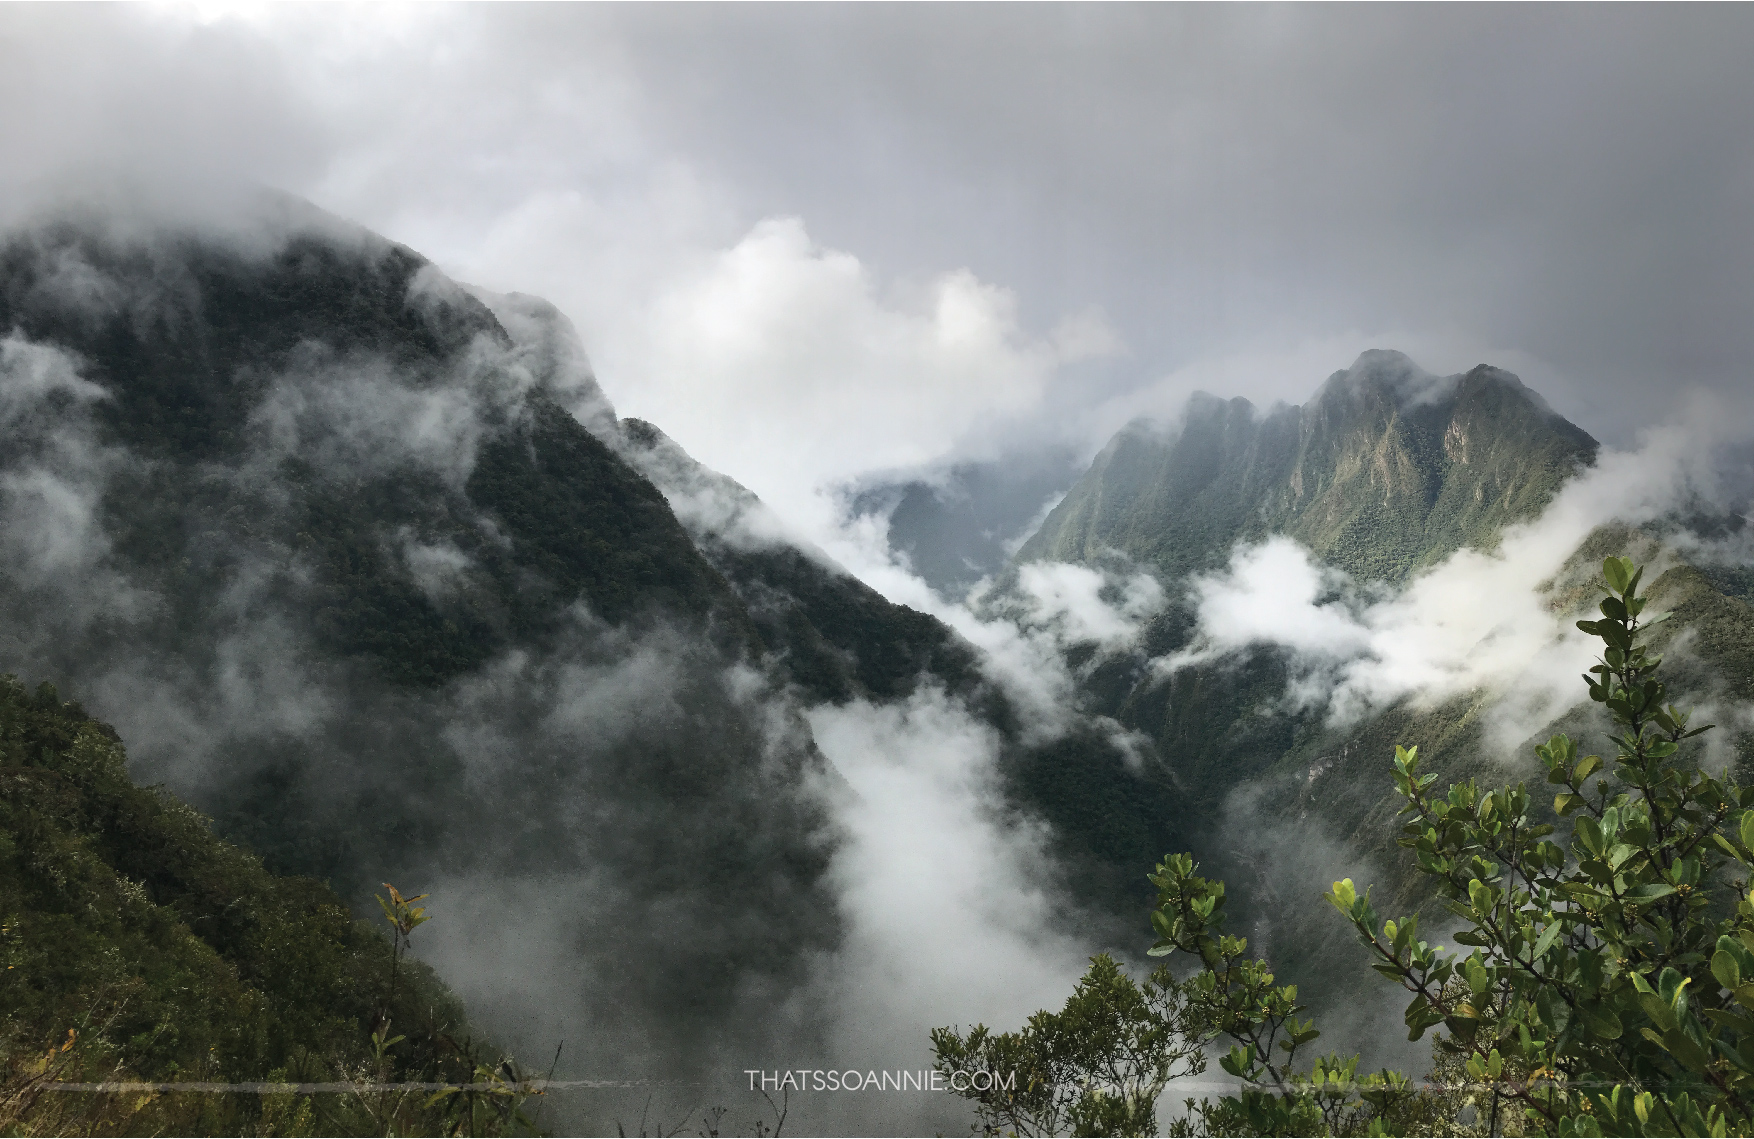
0 673 491 1133
959 558 1754 1137
289 468 505 687
0 210 763 692
1003 724 1187 908
1313 558 1754 1134
0 209 860 1112
1146 855 1417 1138
707 537 986 705
468 398 754 646
615 415 991 707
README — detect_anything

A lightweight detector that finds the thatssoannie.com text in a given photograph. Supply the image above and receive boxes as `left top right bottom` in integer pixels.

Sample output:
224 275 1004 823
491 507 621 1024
744 1069 1016 1093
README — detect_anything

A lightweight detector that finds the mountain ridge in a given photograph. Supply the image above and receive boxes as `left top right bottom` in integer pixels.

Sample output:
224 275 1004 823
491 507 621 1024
1017 349 1598 584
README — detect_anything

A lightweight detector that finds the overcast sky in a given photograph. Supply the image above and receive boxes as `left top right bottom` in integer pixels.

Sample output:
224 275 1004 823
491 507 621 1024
5 3 1753 539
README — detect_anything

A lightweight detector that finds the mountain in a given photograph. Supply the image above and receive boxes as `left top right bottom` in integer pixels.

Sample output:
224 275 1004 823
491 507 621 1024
1018 350 1599 584
991 351 1754 1055
11 190 1747 1129
975 352 1602 922
0 195 1015 1112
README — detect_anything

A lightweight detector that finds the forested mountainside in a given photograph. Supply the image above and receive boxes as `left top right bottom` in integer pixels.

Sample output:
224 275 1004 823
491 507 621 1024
616 416 1157 916
0 197 1014 1101
0 674 489 1136
1018 350 1598 584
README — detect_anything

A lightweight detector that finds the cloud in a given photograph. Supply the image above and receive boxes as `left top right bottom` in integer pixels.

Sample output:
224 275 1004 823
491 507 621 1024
612 416 805 555
0 336 155 626
598 217 1116 536
1158 538 1369 668
0 209 1141 1135
790 685 1100 1132
8 4 1754 478
1014 561 1165 648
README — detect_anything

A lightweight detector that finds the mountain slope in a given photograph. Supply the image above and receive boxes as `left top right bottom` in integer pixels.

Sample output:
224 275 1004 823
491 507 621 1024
848 448 1086 597
968 353 1602 924
0 197 858 1092
617 417 988 707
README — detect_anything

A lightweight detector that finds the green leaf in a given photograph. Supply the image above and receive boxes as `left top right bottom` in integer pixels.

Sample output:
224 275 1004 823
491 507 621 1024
1663 1027 1713 1073
1531 921 1562 962
1638 990 1679 1032
1716 949 1744 991
1579 1003 1623 1040
1603 557 1633 595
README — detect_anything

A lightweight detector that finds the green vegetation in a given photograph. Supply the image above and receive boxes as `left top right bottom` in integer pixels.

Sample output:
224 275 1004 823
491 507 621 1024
0 219 502 463
936 557 1754 1135
0 674 537 1136
932 955 1209 1136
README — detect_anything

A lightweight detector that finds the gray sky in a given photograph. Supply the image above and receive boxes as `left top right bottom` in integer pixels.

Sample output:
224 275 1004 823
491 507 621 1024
5 3 1752 539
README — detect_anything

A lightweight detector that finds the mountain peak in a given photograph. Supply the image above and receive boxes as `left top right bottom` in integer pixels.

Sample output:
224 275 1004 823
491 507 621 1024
1348 346 1422 374
1316 348 1454 409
